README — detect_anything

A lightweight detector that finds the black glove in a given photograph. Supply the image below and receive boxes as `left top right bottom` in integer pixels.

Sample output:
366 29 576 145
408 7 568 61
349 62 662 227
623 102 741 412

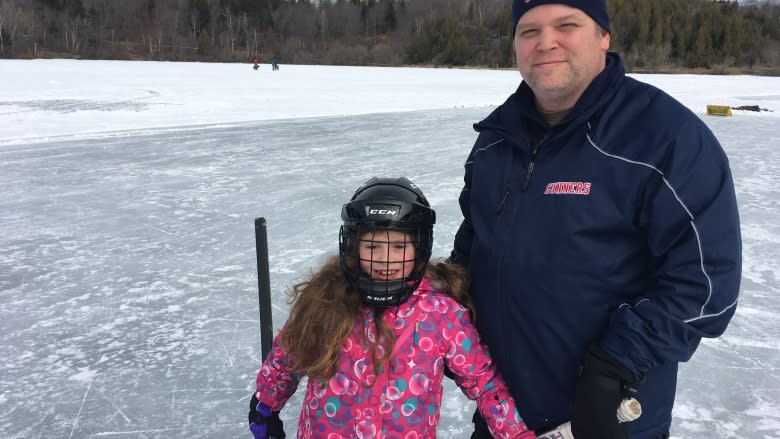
443 364 456 380
571 343 640 439
248 394 286 439
470 408 494 439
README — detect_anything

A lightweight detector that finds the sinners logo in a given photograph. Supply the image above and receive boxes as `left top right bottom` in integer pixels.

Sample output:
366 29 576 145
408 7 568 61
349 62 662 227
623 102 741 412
544 181 592 195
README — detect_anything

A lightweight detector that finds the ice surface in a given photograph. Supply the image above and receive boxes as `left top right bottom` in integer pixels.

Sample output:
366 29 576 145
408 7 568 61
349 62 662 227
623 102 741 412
0 60 778 438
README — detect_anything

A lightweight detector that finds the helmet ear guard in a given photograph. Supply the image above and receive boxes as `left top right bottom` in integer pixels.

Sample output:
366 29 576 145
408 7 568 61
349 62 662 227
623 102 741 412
339 177 435 307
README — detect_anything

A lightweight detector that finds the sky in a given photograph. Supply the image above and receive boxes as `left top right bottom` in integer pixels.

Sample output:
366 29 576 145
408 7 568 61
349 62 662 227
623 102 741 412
0 59 779 439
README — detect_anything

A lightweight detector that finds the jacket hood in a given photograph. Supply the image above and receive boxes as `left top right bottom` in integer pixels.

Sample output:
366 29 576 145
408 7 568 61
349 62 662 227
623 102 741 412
475 52 625 149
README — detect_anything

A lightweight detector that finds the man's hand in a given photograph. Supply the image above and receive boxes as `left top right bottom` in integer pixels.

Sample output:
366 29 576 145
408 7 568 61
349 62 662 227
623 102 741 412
571 344 639 439
249 394 286 439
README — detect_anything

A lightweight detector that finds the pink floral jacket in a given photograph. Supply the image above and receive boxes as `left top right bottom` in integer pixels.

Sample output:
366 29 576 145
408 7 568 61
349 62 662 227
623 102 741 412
254 278 536 439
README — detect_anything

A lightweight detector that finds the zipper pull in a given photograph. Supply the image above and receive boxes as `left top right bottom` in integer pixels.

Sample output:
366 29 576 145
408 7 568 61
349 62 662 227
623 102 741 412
495 185 511 214
522 160 535 192
522 138 544 192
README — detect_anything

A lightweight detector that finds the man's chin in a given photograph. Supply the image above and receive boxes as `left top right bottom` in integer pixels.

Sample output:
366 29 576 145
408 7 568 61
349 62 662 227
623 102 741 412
528 76 578 99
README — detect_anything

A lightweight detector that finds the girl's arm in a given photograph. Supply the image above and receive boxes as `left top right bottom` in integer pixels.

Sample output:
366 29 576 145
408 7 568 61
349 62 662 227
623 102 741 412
254 326 301 411
443 302 536 439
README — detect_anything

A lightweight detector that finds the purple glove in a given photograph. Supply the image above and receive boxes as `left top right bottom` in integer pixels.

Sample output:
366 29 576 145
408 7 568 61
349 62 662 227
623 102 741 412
248 395 286 439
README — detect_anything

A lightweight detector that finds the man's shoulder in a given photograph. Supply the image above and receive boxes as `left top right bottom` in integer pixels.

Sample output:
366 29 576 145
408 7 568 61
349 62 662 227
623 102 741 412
619 76 698 121
598 76 708 146
594 76 725 173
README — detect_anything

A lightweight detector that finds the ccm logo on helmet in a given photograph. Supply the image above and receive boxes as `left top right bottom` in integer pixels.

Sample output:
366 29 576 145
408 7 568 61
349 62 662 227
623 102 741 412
366 205 399 216
369 209 398 215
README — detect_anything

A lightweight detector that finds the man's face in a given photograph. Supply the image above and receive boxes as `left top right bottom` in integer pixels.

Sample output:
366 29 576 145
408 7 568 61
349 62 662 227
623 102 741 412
514 4 610 109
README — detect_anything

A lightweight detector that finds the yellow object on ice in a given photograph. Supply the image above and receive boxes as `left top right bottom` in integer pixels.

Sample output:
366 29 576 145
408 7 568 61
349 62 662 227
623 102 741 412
706 105 733 117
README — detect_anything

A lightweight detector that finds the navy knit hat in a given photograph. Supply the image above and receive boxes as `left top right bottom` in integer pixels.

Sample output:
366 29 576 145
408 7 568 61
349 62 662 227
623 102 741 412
512 0 611 36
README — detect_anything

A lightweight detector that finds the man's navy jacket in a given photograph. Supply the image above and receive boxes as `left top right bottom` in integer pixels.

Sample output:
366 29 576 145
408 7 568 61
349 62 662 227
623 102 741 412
451 53 741 438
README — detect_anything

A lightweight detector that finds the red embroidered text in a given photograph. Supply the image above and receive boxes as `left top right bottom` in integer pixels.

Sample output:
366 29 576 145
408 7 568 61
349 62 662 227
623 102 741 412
544 181 592 195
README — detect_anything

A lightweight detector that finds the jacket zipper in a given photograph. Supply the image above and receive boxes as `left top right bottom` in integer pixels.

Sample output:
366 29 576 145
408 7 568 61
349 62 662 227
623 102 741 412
496 133 549 213
522 134 548 192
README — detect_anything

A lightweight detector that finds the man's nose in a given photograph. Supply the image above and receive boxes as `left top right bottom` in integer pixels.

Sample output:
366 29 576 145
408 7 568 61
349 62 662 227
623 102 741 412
536 28 560 51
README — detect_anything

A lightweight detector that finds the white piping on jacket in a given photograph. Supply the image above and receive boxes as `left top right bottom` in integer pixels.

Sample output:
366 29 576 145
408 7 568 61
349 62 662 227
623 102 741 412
585 128 732 322
465 138 504 165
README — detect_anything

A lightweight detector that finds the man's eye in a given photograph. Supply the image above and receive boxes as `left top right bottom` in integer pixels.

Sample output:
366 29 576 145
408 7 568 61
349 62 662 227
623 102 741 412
519 29 538 38
559 23 578 30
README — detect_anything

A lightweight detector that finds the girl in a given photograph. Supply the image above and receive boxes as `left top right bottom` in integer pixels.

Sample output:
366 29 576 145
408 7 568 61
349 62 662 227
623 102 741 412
249 177 535 439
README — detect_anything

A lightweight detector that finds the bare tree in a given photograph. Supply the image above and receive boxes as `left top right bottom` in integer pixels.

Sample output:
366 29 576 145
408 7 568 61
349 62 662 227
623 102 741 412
0 0 22 53
472 0 485 26
159 0 186 59
319 7 326 41
189 9 200 41
64 15 87 53
223 4 235 56
239 11 252 55
209 0 222 50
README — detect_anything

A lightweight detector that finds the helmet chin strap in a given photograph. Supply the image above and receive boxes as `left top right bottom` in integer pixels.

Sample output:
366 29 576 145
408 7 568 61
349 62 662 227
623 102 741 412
356 277 415 307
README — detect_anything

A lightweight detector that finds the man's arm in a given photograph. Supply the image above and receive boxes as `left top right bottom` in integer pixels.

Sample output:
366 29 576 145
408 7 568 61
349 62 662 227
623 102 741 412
573 116 741 439
600 117 742 375
449 143 477 267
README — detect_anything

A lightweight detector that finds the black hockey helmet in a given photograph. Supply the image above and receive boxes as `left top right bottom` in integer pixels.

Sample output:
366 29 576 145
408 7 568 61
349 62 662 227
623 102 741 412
339 177 435 307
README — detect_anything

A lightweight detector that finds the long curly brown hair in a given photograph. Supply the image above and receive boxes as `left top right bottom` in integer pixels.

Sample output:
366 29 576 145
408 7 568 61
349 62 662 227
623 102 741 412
279 256 472 383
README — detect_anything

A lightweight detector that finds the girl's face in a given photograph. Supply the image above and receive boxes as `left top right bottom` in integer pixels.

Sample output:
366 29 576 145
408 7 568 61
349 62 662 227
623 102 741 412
358 230 416 281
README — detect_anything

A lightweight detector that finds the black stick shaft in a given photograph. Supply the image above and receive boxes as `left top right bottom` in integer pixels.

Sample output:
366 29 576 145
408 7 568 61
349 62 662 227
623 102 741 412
254 217 273 360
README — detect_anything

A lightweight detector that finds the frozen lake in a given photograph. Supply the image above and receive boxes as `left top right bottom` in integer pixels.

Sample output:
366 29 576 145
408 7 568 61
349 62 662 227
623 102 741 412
1 60 779 438
0 108 486 438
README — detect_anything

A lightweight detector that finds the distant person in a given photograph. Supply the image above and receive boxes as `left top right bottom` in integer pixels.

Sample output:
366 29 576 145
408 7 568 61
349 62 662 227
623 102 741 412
271 58 279 71
252 58 259 71
449 1 742 438
248 177 537 439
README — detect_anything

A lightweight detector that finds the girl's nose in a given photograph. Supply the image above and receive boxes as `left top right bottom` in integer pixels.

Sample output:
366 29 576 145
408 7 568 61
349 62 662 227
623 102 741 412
372 248 389 262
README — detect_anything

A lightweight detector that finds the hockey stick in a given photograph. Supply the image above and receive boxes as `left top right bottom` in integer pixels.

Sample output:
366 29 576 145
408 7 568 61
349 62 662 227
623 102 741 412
254 217 274 360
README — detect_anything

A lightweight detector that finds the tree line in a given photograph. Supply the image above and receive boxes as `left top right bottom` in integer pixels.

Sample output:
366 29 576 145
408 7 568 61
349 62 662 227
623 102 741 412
1 0 778 73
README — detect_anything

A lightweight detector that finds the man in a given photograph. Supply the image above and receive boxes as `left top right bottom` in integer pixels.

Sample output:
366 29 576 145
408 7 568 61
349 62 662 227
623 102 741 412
449 1 742 438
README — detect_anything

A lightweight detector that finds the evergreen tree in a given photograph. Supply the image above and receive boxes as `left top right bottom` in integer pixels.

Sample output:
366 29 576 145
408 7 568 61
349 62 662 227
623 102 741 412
384 0 397 32
408 31 432 63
